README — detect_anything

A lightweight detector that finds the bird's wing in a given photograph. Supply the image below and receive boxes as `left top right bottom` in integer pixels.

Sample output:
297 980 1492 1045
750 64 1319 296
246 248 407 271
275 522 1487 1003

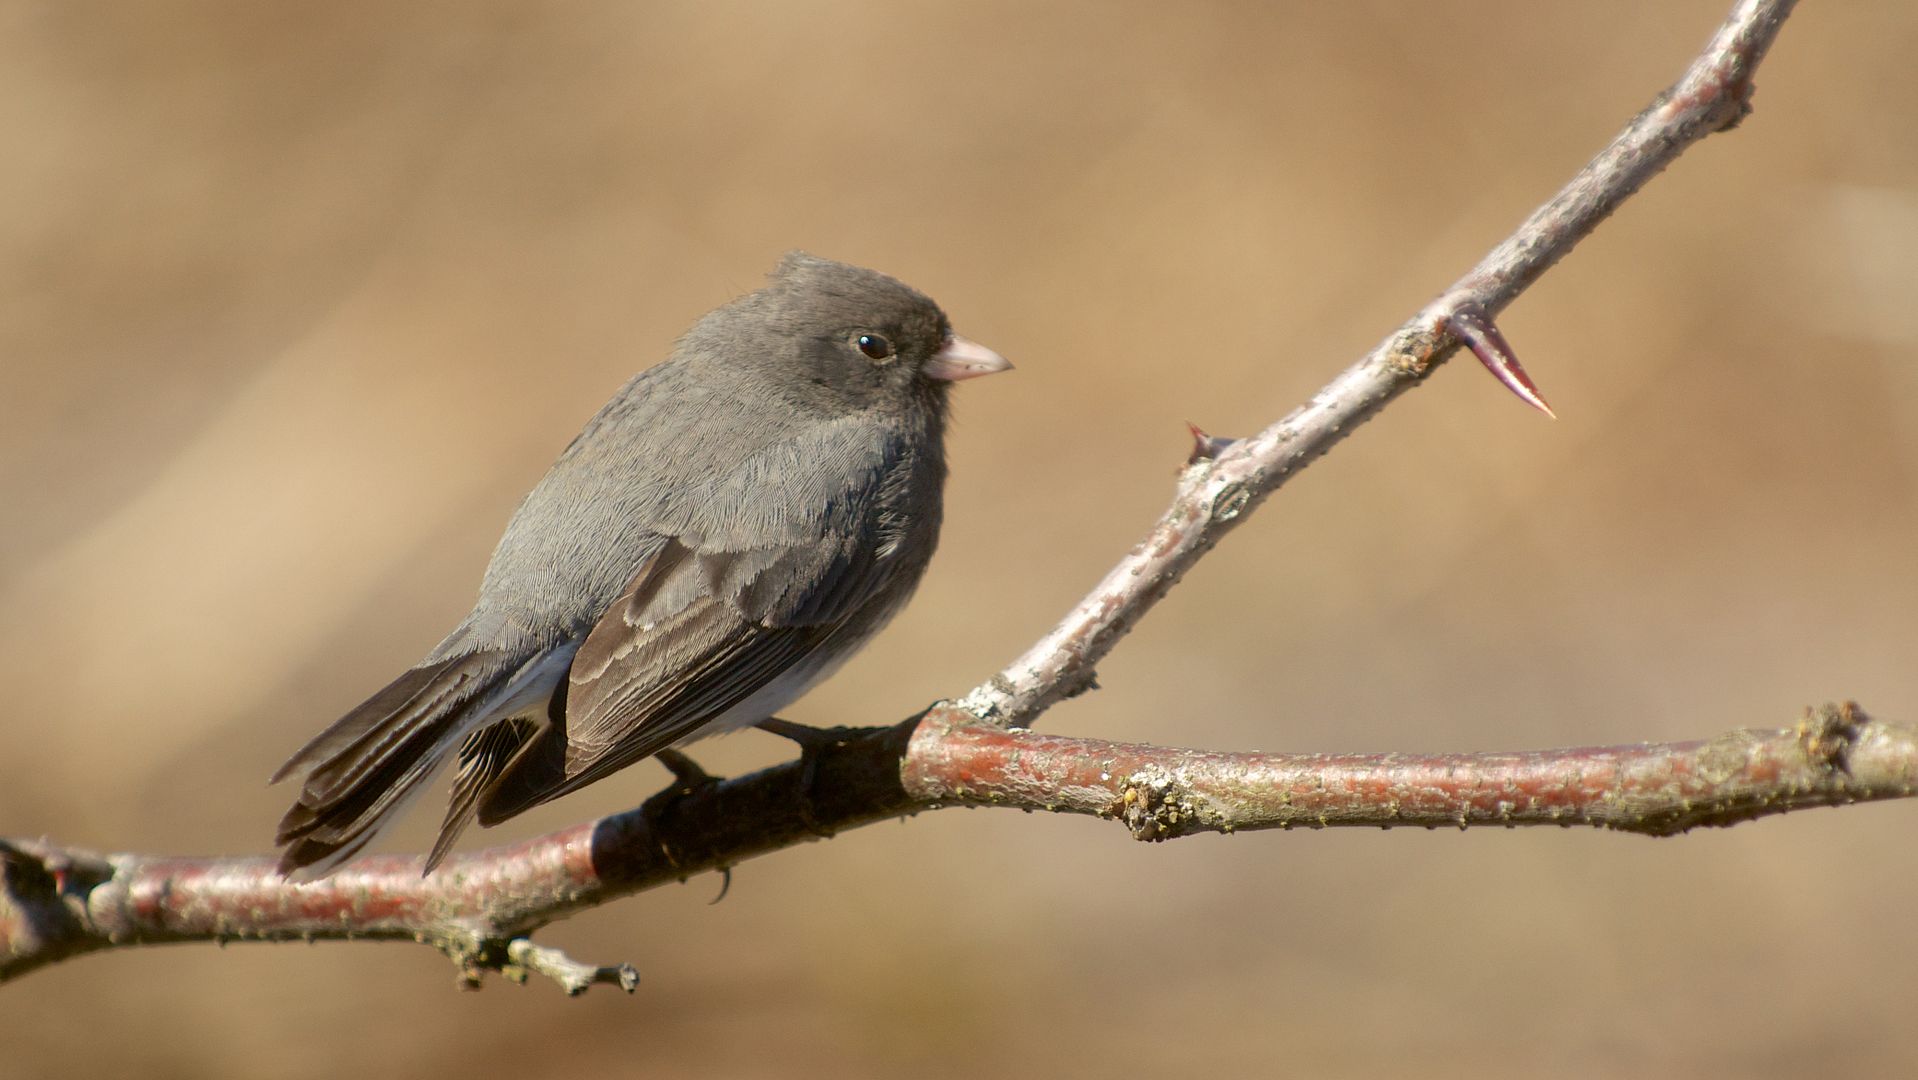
470 534 887 825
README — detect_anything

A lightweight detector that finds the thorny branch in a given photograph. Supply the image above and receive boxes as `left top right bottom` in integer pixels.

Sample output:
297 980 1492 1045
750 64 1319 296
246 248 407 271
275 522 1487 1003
9 0 1898 996
952 0 1795 728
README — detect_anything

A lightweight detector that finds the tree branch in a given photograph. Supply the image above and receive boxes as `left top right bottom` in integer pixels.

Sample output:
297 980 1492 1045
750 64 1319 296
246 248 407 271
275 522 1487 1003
5 704 1911 991
10 0 1890 996
954 0 1796 728
907 703 1915 839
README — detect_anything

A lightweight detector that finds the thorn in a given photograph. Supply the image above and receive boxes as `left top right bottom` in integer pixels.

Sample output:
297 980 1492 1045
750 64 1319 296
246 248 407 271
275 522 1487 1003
710 866 733 905
1185 421 1240 464
1447 303 1556 419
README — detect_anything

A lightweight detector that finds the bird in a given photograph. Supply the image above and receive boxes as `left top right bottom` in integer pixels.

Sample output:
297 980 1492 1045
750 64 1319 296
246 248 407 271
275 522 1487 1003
270 252 1009 878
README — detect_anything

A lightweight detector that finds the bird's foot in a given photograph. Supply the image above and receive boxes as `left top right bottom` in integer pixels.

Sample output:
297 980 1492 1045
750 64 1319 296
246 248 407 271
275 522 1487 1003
653 747 719 788
642 748 723 819
756 717 859 754
756 717 857 837
642 749 737 904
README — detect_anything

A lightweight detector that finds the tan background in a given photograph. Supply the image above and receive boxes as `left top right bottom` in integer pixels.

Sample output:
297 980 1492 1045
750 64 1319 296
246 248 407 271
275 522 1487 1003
4 2 1915 1077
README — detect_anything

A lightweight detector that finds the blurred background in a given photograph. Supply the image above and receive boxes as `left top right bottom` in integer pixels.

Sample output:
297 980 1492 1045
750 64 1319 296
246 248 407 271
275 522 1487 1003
4 1 1915 1076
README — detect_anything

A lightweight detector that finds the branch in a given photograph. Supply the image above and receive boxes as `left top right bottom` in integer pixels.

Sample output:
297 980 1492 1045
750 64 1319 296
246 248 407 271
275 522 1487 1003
8 0 1884 995
907 703 1915 839
955 0 1796 727
6 704 1912 991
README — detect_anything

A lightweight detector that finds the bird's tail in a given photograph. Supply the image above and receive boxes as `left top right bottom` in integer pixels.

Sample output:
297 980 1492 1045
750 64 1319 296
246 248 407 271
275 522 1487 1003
271 650 512 880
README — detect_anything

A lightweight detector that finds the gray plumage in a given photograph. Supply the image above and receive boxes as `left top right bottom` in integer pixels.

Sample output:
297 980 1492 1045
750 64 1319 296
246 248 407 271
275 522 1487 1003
271 253 1008 877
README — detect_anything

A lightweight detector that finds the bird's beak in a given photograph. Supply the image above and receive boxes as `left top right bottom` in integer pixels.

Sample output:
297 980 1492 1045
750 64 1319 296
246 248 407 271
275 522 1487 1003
923 335 1012 382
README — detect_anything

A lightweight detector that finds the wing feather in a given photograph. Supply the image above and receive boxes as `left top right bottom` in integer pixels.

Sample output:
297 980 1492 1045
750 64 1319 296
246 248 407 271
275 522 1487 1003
470 540 861 825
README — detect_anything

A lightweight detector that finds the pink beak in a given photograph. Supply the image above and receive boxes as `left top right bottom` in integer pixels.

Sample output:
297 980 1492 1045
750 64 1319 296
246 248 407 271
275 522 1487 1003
923 335 1012 382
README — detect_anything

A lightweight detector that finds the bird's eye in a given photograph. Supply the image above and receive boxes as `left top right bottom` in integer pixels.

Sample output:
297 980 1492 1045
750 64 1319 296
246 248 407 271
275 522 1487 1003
855 333 894 361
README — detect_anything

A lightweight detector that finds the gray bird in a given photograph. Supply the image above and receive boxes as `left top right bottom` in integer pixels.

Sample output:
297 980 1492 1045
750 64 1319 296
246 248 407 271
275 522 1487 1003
271 252 1009 878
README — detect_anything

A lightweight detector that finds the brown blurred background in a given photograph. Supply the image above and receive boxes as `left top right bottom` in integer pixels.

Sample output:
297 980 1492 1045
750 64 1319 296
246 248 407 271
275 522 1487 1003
4 2 1915 1077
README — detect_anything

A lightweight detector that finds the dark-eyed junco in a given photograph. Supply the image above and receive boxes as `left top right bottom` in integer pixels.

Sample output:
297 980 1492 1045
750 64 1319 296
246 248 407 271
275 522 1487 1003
271 253 1009 877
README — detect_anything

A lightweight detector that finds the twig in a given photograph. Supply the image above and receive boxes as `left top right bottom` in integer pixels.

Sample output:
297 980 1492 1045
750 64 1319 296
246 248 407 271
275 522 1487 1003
955 0 1795 729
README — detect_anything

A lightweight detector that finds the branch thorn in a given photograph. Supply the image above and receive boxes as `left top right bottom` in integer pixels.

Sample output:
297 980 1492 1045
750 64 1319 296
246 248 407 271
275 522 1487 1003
1185 422 1240 464
1447 303 1556 419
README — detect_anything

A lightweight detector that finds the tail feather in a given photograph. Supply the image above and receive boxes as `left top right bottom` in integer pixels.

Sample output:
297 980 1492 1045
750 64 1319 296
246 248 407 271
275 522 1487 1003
269 657 464 785
472 725 576 828
426 716 541 872
275 737 448 879
271 651 510 879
